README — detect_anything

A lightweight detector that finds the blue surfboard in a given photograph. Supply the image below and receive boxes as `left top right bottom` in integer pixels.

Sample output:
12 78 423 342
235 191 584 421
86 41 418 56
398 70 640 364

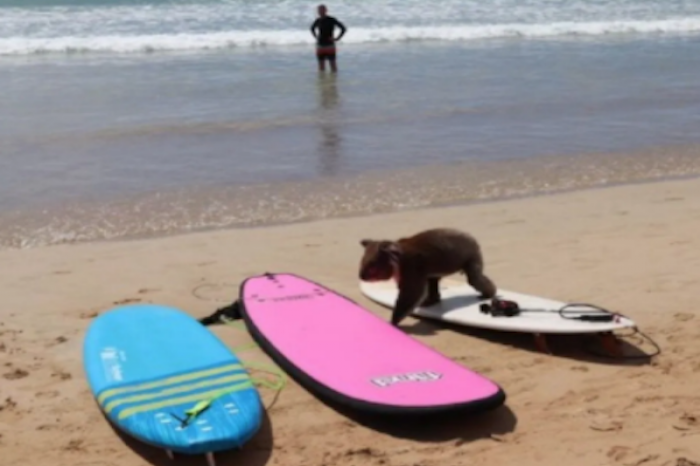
83 304 263 464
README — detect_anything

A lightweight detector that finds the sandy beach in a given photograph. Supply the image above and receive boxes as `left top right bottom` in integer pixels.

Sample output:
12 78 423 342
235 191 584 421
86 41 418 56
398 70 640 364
2 175 700 466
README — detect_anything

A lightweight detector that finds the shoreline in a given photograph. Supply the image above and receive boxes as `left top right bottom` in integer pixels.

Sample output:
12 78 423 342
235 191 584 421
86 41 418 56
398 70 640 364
1 143 700 251
18 170 700 253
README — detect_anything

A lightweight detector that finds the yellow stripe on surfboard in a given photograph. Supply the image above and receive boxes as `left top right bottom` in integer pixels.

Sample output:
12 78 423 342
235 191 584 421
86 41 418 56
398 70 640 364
97 363 243 404
116 381 254 420
103 373 251 413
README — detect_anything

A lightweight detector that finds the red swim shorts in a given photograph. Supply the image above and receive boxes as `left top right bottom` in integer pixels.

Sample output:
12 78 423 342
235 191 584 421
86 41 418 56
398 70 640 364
316 45 336 60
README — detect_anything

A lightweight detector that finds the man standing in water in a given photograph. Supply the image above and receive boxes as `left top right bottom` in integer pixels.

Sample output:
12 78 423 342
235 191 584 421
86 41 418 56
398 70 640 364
310 4 347 73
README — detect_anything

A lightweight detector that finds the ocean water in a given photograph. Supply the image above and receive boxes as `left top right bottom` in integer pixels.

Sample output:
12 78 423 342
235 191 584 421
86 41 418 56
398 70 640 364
1 0 700 248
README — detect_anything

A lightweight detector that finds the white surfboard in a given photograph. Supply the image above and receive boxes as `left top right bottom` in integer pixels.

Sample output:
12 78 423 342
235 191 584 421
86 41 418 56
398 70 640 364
359 280 637 335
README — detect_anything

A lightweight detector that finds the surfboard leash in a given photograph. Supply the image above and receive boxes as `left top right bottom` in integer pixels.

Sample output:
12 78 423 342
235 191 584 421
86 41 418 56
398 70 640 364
582 327 662 360
480 298 662 360
198 300 242 325
232 340 288 411
479 298 622 322
195 297 289 408
171 383 260 429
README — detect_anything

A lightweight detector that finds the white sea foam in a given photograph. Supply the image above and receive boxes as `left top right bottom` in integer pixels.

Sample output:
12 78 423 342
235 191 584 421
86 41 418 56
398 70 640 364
2 0 700 56
1 18 700 55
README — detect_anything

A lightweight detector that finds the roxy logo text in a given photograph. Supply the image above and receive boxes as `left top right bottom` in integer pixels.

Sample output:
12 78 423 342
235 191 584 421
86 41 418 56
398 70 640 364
371 370 442 388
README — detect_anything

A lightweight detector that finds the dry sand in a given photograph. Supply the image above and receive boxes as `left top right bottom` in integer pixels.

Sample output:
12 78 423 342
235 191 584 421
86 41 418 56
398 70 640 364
2 176 700 466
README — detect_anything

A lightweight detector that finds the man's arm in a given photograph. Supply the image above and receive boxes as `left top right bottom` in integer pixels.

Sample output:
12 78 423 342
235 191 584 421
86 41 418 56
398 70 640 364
334 18 347 41
310 19 319 39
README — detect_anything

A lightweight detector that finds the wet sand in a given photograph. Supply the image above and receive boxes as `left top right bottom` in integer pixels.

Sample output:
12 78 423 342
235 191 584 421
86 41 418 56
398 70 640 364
2 143 700 250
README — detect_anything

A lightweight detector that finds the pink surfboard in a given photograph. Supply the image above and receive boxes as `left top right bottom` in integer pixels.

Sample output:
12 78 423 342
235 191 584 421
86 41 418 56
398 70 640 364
238 272 506 415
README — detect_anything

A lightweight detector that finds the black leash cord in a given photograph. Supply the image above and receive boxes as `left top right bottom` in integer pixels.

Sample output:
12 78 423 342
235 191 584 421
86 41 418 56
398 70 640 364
480 299 620 322
557 302 620 322
583 327 662 360
550 303 662 360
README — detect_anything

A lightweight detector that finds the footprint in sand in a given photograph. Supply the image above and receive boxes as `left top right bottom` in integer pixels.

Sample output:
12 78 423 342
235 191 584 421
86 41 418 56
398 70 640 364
2 368 29 380
606 445 632 461
63 439 86 452
112 298 141 305
673 413 700 431
341 447 387 461
589 418 623 432
46 336 68 348
51 370 72 381
0 397 17 412
0 328 22 337
35 390 60 399
619 454 659 466
137 288 160 294
674 313 695 322
651 358 673 375
671 238 694 246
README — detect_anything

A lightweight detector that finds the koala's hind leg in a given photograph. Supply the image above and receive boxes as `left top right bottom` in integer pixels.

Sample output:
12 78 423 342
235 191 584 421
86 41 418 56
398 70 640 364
421 277 441 307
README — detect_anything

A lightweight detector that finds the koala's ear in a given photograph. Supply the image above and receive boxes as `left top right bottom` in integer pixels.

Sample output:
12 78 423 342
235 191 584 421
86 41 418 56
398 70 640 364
360 239 374 248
